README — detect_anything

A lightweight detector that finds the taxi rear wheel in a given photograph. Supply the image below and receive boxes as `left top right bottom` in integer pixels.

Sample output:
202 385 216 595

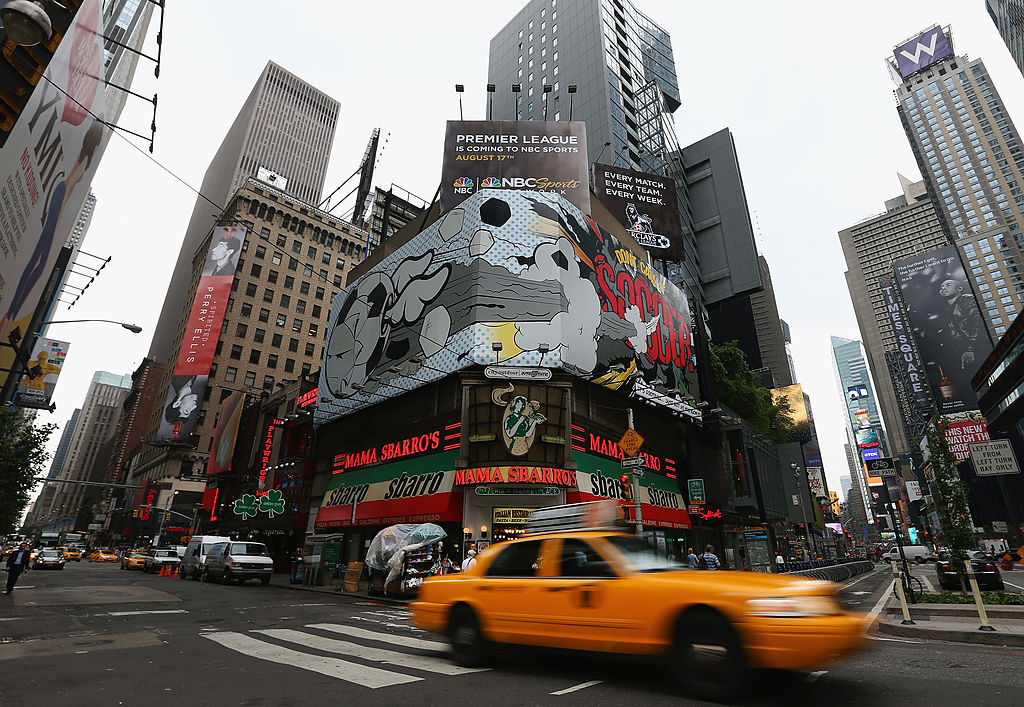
449 605 487 668
673 610 746 702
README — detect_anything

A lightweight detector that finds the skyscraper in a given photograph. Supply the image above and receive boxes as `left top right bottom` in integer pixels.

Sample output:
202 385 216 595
149 62 340 362
891 26 1024 335
986 0 1024 78
839 175 948 455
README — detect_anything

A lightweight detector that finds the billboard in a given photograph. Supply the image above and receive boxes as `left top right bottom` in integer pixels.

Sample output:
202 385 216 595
593 163 683 258
847 385 868 400
440 121 589 213
879 275 930 409
317 190 698 425
941 409 990 462
205 390 245 476
0 0 112 361
861 446 881 461
13 337 70 409
157 225 247 441
772 384 809 426
856 427 881 447
806 466 827 499
894 26 953 78
894 247 986 415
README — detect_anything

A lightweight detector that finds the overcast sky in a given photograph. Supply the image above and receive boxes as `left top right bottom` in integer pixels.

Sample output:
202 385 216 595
28 1 1024 505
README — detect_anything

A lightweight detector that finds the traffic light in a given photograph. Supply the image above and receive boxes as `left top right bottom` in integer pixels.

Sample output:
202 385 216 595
132 509 139 519
619 473 633 502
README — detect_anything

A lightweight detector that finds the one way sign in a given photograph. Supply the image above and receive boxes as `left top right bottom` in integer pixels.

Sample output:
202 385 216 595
866 457 896 477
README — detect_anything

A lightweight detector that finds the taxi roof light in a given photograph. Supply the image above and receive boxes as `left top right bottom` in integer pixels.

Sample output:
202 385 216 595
524 500 627 535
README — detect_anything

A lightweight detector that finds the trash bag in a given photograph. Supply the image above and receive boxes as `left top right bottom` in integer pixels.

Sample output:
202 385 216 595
365 523 447 587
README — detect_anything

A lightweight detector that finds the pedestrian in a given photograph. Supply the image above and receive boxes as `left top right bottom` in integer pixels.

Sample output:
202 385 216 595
687 547 698 568
5 542 31 594
701 544 721 571
775 551 786 573
461 549 477 572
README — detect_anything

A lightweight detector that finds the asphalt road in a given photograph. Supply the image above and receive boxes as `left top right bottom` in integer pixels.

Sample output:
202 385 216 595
2 561 1023 706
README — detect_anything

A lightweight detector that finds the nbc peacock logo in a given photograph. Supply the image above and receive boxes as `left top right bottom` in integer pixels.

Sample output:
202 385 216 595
453 176 474 197
480 177 500 188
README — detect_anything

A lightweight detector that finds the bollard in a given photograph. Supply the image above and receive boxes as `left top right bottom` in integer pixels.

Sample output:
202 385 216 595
965 563 996 632
892 561 915 625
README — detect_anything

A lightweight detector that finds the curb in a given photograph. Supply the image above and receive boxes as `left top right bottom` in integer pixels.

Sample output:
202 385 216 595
884 605 1024 619
264 579 412 607
877 618 1024 646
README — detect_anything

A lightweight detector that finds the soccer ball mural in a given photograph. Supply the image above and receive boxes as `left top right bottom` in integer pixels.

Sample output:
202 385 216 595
316 190 698 425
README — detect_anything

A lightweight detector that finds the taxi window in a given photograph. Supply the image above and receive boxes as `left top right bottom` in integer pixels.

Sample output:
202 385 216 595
486 540 543 577
557 539 617 578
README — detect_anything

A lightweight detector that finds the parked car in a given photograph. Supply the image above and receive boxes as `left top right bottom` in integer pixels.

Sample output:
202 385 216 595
881 545 935 564
935 550 1005 591
33 548 65 570
202 541 273 585
144 548 181 574
179 536 231 580
121 552 148 570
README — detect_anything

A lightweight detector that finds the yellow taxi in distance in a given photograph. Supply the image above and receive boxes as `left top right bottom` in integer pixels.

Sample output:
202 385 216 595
411 503 867 702
64 547 83 561
89 549 118 563
121 552 148 570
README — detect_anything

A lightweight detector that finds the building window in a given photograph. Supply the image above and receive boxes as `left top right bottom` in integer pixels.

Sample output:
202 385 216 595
302 362 311 375
305 342 315 356
241 302 252 317
272 252 282 265
267 269 278 284
312 304 322 318
296 299 307 314
250 263 262 277
235 323 247 338
280 294 291 308
259 308 270 323
230 344 242 360
244 371 256 387
300 281 310 295
272 333 282 347
263 288 274 303
276 313 287 327
254 328 266 344
224 366 237 383
245 282 257 297
289 338 299 352
267 354 278 369
288 257 298 271
249 349 260 364
315 286 325 300
263 375 275 391
292 318 303 332
292 240 302 253
284 358 295 373
308 323 318 337
284 275 295 289
255 245 266 259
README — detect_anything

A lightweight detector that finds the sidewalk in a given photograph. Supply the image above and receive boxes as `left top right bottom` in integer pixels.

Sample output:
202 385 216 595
877 600 1024 646
264 572 412 606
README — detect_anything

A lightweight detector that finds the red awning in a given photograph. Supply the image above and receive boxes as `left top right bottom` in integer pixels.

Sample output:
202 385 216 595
566 490 690 530
314 491 464 529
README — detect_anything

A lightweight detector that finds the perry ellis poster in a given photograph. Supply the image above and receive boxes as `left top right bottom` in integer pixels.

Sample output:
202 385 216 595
440 120 589 213
0 0 112 374
893 245 989 415
157 226 247 441
13 337 70 410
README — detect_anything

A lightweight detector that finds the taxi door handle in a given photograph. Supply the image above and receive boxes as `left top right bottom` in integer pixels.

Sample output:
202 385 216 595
545 585 572 592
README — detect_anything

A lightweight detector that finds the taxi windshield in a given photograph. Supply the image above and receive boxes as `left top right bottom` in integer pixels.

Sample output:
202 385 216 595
605 536 682 573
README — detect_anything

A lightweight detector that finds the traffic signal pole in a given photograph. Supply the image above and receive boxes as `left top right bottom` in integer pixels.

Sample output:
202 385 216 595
627 408 643 534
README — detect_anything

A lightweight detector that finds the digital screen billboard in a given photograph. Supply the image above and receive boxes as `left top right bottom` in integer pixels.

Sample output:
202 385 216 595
894 246 987 415
317 190 698 426
894 26 953 78
856 427 880 447
593 163 683 258
440 121 589 214
861 446 881 461
157 226 247 441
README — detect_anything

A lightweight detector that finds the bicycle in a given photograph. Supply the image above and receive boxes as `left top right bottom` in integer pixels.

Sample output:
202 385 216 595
892 566 925 604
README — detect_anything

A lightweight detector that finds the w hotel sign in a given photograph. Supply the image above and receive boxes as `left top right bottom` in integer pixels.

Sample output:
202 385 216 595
894 26 953 79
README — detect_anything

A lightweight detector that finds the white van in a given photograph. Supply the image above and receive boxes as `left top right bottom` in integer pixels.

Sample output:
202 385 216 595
180 535 230 580
882 545 935 564
203 541 274 585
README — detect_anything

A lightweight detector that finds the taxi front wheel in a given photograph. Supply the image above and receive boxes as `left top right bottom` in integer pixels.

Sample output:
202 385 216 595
673 610 746 702
449 605 487 668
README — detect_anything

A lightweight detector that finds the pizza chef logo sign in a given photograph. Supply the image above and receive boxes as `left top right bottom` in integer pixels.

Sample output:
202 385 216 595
492 383 546 456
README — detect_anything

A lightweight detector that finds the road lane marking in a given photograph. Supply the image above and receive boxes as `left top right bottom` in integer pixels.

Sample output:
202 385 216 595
551 680 603 695
840 569 883 590
1004 580 1024 592
202 632 422 688
256 628 485 675
804 671 827 683
103 609 189 617
866 635 921 644
308 624 449 651
865 577 894 630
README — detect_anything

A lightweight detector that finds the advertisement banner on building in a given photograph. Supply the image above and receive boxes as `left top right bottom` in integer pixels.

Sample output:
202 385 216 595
806 466 828 499
317 190 698 426
894 26 953 78
906 480 923 502
157 225 247 441
0 0 112 370
878 274 931 409
568 452 690 529
894 247 986 415
440 121 589 213
772 384 810 426
13 338 70 409
205 390 245 476
940 410 990 462
593 163 683 258
856 427 881 447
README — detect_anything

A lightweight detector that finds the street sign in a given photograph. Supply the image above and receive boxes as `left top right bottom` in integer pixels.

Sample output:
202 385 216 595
969 439 1021 476
484 365 552 381
618 428 645 457
687 478 706 504
866 457 897 477
992 521 1009 533
631 232 671 249
792 494 800 507
620 456 645 469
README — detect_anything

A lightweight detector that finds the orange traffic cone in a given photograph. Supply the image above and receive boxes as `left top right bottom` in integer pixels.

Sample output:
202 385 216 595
160 564 168 577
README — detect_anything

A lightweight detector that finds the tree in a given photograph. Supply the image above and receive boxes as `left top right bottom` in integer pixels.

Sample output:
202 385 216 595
709 341 794 443
926 417 973 590
0 407 55 534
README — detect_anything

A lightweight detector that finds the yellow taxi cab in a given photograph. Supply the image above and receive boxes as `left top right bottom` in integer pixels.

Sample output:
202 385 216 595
411 502 867 702
89 549 118 563
121 552 148 570
64 547 83 562
30 548 40 562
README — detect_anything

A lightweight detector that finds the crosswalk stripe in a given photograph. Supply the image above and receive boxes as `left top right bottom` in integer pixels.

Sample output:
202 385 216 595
308 623 449 652
256 629 485 675
202 632 422 688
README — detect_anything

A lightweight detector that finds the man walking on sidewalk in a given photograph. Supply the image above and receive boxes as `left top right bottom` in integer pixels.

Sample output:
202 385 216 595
5 542 32 593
